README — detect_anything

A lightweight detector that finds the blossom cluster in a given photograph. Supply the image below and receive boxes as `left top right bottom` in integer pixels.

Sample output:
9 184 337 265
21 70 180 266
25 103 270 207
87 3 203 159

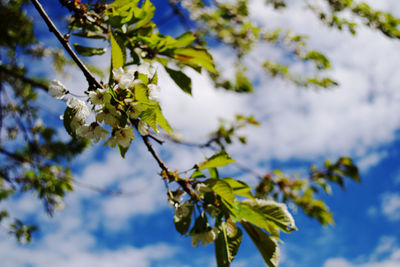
50 62 163 150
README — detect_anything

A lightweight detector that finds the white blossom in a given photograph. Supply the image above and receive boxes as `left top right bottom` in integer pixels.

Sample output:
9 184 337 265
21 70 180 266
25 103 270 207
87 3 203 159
67 97 90 121
175 203 192 218
89 89 110 105
127 102 145 119
49 80 68 99
196 183 211 194
106 126 135 148
119 75 136 90
112 67 125 82
191 228 218 248
137 120 148 136
112 67 143 90
76 122 108 143
137 61 152 76
148 84 160 101
96 104 121 128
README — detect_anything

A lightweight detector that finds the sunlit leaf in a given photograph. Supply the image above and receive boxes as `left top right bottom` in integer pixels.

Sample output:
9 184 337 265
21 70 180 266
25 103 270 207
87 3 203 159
197 151 235 170
63 107 76 138
110 31 124 69
73 44 106 57
166 67 192 95
241 221 280 267
174 203 194 235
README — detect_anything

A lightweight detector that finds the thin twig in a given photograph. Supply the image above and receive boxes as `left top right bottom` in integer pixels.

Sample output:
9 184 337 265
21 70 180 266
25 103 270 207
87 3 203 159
72 178 146 197
147 132 164 145
162 133 219 150
0 147 32 164
30 0 104 90
142 135 195 196
167 1 192 31
233 162 264 180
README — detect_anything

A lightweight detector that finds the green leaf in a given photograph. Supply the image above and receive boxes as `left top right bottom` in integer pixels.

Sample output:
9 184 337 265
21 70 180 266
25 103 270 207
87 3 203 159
174 203 194 235
73 44 106 57
154 104 172 134
208 168 219 179
234 202 279 238
220 177 254 199
165 67 192 95
138 103 172 134
234 70 253 93
110 31 125 69
214 220 242 267
134 83 149 103
189 212 208 235
241 221 280 267
240 199 296 233
173 47 216 73
118 143 130 158
197 151 235 170
63 107 76 138
191 169 205 179
226 221 242 261
208 179 236 204
150 71 158 85
140 107 157 132
215 221 230 267
175 32 197 47
73 31 106 39
134 0 155 29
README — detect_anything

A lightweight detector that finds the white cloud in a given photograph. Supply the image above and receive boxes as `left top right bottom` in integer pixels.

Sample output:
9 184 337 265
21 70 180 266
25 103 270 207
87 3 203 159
367 192 400 221
381 193 400 221
0 235 177 267
323 236 400 267
357 151 388 172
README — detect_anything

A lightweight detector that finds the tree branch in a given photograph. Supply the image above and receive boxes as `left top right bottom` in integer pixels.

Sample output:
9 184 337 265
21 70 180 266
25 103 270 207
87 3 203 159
0 65 48 91
167 1 192 32
30 0 104 90
142 135 195 196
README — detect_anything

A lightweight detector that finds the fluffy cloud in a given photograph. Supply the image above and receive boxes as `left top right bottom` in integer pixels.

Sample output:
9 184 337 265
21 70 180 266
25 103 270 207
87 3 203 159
381 193 400 221
0 235 177 267
323 236 400 267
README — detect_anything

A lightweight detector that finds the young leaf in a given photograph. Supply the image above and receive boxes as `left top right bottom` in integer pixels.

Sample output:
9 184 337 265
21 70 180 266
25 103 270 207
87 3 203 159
154 104 172 134
165 67 192 95
73 44 106 57
241 221 280 267
134 83 150 103
63 107 77 138
215 221 230 267
140 107 157 132
214 220 242 267
133 0 155 30
220 177 254 199
174 203 194 235
235 202 280 238
110 31 124 69
118 143 130 158
207 179 236 204
226 221 242 262
208 168 219 179
173 47 216 73
191 169 205 179
240 199 296 233
175 32 197 47
196 151 235 170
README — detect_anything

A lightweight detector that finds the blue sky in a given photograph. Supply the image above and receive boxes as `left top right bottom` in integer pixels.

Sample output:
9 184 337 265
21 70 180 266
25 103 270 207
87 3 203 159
1 0 400 266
